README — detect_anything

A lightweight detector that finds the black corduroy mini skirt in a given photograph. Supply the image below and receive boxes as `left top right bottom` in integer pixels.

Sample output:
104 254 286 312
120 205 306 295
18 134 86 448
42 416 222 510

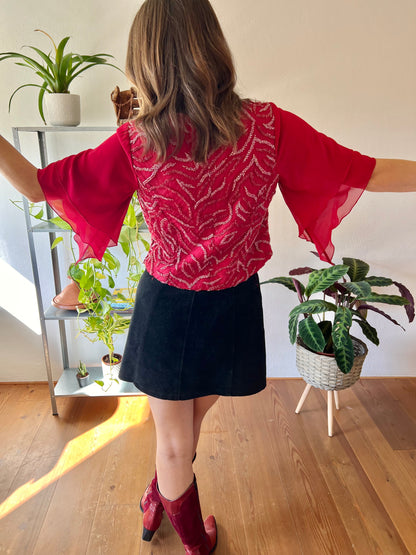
119 270 267 400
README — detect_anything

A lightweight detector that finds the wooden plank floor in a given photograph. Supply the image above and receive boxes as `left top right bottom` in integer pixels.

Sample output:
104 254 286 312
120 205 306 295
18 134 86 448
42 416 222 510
0 378 415 554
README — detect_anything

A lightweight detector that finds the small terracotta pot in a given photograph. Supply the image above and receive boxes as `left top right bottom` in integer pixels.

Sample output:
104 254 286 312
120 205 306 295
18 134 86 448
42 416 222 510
52 279 86 310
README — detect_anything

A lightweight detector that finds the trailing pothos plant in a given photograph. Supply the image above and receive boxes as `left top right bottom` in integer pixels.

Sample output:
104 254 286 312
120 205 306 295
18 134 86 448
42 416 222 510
13 193 149 386
69 250 131 378
68 193 149 386
262 257 414 374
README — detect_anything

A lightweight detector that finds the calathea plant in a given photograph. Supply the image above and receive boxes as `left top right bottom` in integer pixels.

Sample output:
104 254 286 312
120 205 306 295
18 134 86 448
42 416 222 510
262 257 414 374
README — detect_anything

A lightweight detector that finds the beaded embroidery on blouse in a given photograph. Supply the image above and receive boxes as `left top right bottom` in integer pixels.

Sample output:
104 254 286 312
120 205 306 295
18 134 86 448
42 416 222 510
126 101 279 291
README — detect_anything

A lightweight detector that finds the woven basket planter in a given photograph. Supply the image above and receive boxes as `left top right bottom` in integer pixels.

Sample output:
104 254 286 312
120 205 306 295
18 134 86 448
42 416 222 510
295 336 368 391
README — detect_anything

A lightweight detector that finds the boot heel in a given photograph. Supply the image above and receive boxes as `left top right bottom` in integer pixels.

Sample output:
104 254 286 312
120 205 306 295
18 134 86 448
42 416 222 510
140 472 164 542
142 527 156 542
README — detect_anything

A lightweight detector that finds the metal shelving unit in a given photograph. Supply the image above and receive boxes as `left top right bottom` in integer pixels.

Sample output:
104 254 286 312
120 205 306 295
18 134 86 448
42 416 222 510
13 126 141 415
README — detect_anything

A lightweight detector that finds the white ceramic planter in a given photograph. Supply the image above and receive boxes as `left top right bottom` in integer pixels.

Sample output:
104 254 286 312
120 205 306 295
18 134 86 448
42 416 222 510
101 354 122 381
45 93 81 126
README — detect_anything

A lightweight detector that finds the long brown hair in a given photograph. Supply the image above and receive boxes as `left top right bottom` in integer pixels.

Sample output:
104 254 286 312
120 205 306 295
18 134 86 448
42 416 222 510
126 0 244 162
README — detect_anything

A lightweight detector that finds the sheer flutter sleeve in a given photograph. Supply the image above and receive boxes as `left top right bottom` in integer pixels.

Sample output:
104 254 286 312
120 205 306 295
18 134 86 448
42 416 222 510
37 125 137 261
273 104 376 262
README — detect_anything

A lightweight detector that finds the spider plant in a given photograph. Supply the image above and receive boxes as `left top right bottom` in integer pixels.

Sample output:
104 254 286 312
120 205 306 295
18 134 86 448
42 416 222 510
0 29 122 123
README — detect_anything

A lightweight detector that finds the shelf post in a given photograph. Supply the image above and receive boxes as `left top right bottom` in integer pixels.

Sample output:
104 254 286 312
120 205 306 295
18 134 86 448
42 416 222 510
13 128 58 415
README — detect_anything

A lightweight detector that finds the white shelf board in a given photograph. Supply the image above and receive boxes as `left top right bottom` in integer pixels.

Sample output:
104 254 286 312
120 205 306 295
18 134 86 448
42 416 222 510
54 367 143 397
14 126 117 133
31 221 72 233
44 305 85 320
44 305 133 320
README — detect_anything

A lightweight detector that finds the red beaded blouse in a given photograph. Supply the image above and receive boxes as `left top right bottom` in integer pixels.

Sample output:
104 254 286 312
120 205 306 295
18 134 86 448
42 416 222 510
37 101 376 291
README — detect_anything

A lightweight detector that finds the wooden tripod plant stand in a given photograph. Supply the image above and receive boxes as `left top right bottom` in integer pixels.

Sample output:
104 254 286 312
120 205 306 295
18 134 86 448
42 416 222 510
295 383 340 437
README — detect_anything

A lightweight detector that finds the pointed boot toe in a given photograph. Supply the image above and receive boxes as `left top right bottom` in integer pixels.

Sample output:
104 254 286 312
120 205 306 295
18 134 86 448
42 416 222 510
204 515 217 553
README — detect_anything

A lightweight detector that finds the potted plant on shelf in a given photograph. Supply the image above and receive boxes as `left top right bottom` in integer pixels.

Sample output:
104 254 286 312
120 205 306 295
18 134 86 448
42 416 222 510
262 256 414 390
76 360 90 388
12 193 149 389
0 29 121 126
70 251 131 389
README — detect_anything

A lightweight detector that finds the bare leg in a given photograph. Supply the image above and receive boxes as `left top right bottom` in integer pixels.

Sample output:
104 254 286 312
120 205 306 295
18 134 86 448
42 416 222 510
148 396 195 500
192 395 219 456
147 395 220 500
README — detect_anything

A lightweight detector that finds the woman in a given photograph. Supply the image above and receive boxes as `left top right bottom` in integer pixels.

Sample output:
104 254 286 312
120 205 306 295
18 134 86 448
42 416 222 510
1 1 415 553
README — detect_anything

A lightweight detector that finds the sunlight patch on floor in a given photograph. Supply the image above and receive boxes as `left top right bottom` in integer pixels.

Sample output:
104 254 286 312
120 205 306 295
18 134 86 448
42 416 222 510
0 396 150 518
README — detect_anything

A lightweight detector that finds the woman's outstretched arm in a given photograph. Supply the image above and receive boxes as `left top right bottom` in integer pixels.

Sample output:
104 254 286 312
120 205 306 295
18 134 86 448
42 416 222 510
367 159 416 192
0 135 45 202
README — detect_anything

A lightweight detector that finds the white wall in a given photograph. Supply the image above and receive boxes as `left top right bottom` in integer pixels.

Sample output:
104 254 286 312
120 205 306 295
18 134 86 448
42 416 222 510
0 0 415 381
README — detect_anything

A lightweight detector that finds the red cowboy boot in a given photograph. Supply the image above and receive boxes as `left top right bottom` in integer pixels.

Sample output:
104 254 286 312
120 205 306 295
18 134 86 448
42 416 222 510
158 476 217 554
140 454 197 542
140 471 164 541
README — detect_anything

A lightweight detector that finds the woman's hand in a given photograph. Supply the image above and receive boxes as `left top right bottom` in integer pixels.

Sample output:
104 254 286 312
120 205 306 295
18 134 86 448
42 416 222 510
0 135 44 202
367 158 416 193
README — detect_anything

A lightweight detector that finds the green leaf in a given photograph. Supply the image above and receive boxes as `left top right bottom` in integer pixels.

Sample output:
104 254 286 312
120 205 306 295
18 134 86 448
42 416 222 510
49 217 72 230
364 276 393 287
7 84 34 112
124 203 137 228
0 52 47 76
334 337 354 374
289 311 300 344
353 318 379 346
80 275 94 290
58 53 74 89
38 84 48 124
55 36 71 67
332 306 353 350
119 226 137 242
25 45 55 73
33 207 44 219
103 251 118 270
108 276 115 289
290 299 338 317
298 316 326 352
288 300 337 344
261 277 303 294
305 265 349 297
139 237 150 250
119 241 130 256
68 266 84 283
343 257 370 282
343 281 372 299
51 236 63 250
360 293 409 306
66 60 122 87
95 380 104 387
